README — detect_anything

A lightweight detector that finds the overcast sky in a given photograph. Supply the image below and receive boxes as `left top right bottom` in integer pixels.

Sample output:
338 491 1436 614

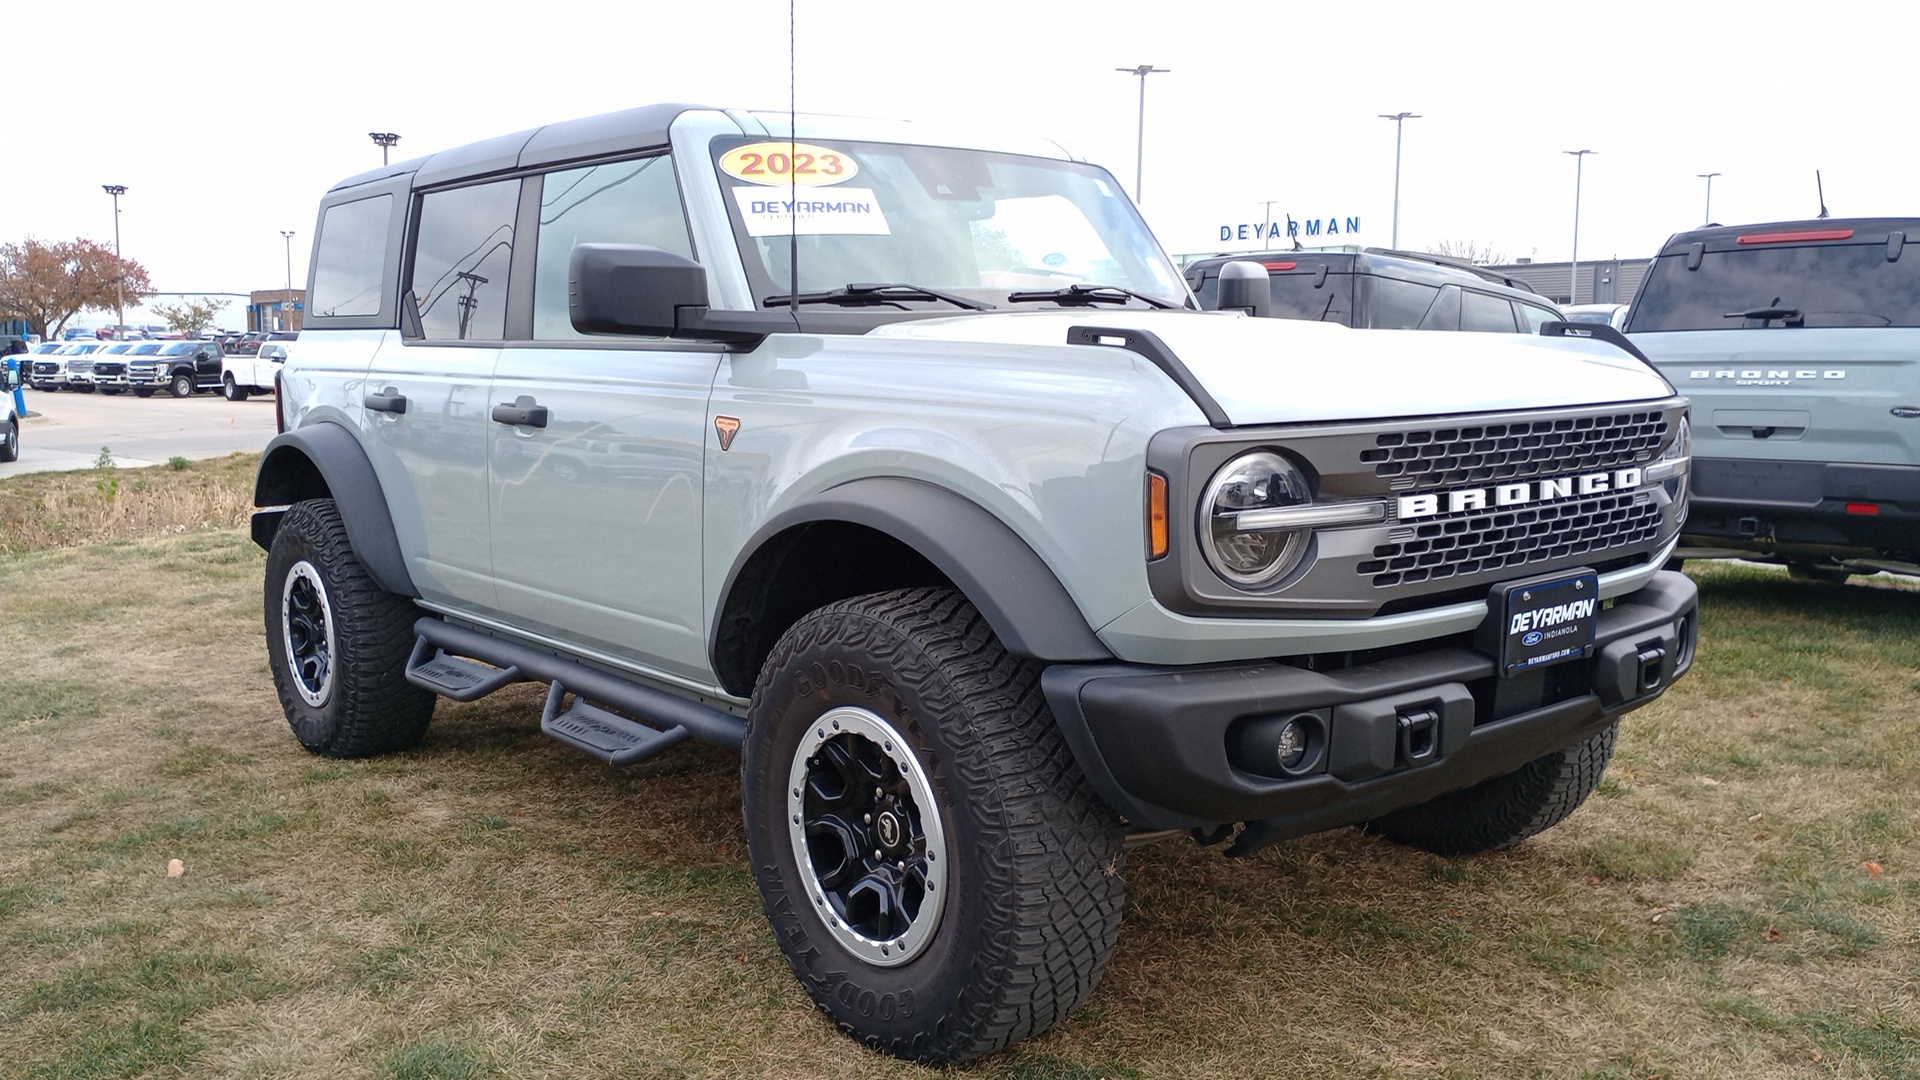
7 0 1916 326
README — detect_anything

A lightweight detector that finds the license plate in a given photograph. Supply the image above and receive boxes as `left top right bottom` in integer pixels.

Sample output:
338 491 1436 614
1485 569 1598 677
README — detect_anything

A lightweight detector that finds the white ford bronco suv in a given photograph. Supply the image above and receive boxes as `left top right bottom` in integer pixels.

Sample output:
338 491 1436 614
253 104 1697 1063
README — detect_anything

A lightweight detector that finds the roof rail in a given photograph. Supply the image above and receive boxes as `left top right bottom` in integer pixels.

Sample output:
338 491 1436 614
1361 248 1540 293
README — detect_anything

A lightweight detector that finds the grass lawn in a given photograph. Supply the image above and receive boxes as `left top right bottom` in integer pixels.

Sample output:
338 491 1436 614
1 461 1915 1078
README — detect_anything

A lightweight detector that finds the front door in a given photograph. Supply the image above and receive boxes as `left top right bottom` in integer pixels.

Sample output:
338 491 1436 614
483 154 720 685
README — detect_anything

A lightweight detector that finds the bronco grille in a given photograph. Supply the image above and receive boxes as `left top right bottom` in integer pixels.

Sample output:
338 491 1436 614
1358 491 1663 588
1361 410 1667 490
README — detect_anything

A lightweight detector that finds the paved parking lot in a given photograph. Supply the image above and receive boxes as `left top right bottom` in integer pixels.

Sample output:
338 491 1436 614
2 389 280 478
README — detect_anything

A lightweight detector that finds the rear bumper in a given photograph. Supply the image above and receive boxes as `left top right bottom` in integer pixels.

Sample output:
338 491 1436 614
1043 571 1697 838
1682 457 1920 557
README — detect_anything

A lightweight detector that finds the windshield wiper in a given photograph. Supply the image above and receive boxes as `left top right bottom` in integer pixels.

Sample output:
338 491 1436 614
1005 284 1175 310
1724 305 1804 325
762 283 988 310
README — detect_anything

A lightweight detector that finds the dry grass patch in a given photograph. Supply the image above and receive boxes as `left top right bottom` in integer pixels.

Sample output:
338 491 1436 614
1 504 1916 1077
0 451 257 555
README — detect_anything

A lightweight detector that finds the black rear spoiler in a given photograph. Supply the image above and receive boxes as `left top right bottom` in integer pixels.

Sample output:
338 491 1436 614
1538 320 1653 367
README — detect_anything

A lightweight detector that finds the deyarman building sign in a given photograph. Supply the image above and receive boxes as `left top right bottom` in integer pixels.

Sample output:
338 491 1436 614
1219 215 1362 244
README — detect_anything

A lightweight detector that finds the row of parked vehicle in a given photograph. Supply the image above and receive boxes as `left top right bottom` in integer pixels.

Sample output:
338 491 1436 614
21 335 292 400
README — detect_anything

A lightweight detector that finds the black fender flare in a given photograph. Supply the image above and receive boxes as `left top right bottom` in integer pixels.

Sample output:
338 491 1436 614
253 421 417 597
714 477 1112 676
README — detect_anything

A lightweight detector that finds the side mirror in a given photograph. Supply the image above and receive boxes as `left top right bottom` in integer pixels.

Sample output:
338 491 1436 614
569 243 793 344
1216 261 1272 318
3 368 18 391
570 244 711 337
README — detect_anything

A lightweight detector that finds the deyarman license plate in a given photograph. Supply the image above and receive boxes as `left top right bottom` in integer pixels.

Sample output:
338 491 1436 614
1485 568 1599 677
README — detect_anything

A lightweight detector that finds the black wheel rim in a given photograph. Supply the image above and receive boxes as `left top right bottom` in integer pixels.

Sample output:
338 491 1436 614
787 706 948 966
280 560 336 707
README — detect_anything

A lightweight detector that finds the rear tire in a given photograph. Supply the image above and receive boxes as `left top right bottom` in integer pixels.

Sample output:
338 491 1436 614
1367 723 1618 855
742 587 1125 1064
1788 561 1851 584
223 374 249 402
264 499 434 757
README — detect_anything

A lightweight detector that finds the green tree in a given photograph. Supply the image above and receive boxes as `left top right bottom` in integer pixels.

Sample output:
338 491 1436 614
151 296 230 336
0 238 154 339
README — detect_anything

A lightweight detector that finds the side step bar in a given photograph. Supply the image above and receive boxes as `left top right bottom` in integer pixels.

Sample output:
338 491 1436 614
404 617 745 764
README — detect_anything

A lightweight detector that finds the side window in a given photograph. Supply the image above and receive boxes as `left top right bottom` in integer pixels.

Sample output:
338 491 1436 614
533 156 693 339
1367 277 1441 329
309 194 393 317
1518 303 1558 333
411 180 519 341
1417 284 1463 331
1461 291 1519 333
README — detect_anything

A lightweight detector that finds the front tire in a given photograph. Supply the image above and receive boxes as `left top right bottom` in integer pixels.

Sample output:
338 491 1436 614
1367 722 1618 855
169 372 194 398
223 374 249 402
264 499 434 757
742 588 1125 1065
134 388 154 398
0 417 17 463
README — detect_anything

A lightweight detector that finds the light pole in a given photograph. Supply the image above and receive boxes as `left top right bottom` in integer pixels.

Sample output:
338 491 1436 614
1115 65 1168 203
1379 112 1420 249
1258 199 1280 250
280 230 296 331
1697 172 1721 225
101 185 127 337
1564 150 1596 305
369 132 401 165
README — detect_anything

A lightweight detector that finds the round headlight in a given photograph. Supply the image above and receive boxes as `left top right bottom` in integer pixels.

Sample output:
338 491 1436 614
1201 451 1312 587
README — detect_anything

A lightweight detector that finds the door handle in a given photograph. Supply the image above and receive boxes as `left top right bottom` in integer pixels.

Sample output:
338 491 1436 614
364 392 408 414
492 402 549 428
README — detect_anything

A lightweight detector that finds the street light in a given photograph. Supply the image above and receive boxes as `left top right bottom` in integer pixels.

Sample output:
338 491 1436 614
101 185 127 338
1379 112 1420 249
1564 150 1596 305
280 230 296 331
1697 172 1721 225
1115 65 1169 203
369 132 401 165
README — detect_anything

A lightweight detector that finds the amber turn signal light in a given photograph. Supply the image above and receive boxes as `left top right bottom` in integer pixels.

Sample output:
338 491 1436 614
1147 472 1169 560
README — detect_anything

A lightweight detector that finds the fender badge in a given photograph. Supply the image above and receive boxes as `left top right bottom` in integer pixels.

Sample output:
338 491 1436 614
714 415 742 451
1892 406 1920 419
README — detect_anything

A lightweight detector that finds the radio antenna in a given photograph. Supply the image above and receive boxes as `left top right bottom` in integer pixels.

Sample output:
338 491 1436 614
1815 170 1829 219
789 0 799 316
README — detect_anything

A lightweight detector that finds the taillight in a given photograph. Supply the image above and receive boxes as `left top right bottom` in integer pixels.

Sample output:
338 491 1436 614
1736 228 1854 245
1262 261 1297 271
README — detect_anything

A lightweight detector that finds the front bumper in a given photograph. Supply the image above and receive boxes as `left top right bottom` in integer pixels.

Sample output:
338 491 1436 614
1043 571 1697 842
127 368 169 387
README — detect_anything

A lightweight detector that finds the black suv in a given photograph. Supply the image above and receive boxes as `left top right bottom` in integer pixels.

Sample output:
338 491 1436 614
1186 248 1564 332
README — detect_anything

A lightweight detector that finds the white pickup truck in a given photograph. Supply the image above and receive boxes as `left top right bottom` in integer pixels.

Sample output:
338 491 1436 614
220 340 287 401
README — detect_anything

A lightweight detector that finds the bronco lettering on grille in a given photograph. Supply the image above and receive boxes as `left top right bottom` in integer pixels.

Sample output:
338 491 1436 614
1397 468 1645 520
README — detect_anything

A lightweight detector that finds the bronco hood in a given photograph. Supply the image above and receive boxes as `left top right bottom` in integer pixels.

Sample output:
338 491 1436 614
871 310 1676 425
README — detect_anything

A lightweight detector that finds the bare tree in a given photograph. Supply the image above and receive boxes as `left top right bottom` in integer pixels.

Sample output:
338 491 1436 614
1427 239 1508 266
0 239 154 339
152 296 230 337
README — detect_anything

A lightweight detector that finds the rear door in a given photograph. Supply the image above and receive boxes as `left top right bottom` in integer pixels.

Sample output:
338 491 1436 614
1628 227 1920 470
358 177 519 614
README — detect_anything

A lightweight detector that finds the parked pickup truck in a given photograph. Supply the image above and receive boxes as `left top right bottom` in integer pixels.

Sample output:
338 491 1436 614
221 340 287 401
127 340 226 397
252 104 1698 1064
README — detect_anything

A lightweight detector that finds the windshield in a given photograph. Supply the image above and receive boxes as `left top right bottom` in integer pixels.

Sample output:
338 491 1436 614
1629 242 1920 331
161 343 196 355
712 137 1188 308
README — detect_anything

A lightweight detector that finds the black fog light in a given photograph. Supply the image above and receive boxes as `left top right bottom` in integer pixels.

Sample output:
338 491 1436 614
1230 710 1329 779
